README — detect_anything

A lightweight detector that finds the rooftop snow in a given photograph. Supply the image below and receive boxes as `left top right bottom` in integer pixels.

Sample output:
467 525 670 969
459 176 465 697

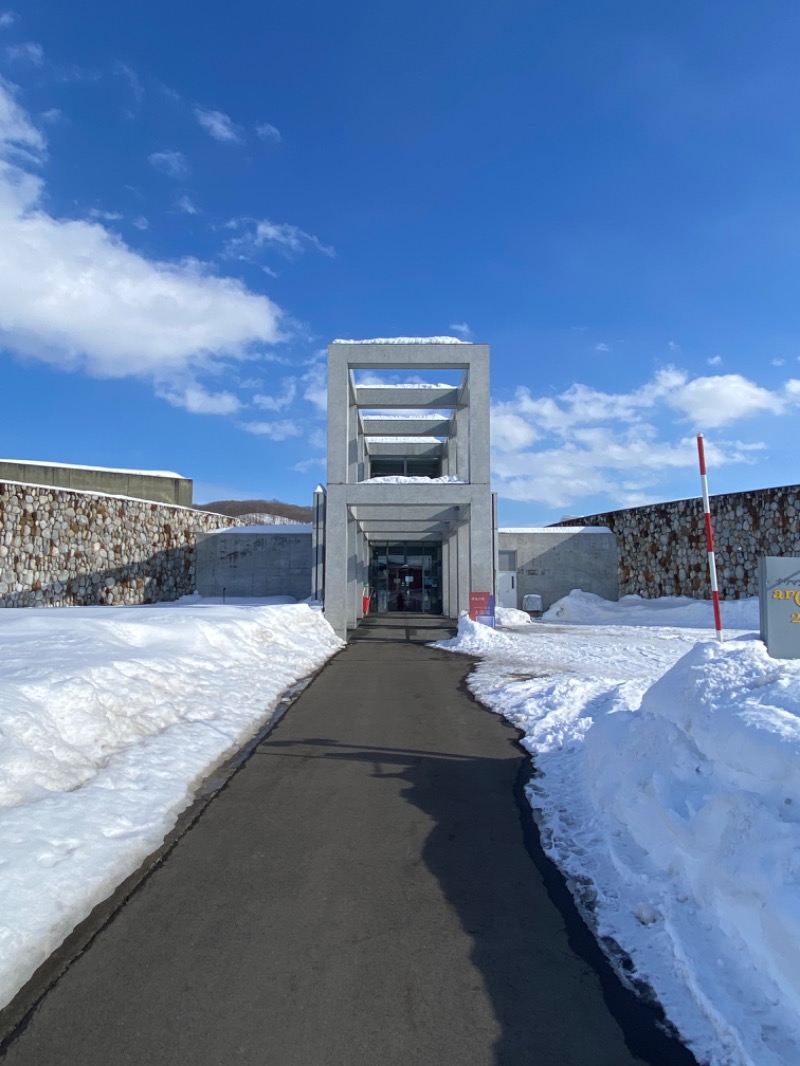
365 436 446 443
1 459 186 478
207 524 313 535
362 413 447 420
499 526 612 534
332 337 468 344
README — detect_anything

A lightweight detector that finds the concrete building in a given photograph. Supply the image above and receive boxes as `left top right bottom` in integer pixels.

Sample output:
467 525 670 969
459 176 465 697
496 527 618 611
0 459 192 507
319 340 494 638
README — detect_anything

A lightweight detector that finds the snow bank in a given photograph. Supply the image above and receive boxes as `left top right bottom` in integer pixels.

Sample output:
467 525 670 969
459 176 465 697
544 589 759 631
582 639 800 1065
436 592 800 1065
495 606 532 627
0 602 343 1011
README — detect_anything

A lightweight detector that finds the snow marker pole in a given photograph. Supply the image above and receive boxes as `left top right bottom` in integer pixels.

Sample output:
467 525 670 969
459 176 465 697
696 434 723 642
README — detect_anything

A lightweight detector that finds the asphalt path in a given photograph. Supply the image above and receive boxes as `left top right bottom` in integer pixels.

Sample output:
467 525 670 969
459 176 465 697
1 615 697 1065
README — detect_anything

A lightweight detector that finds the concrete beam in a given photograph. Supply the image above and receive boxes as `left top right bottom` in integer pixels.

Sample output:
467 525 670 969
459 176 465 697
350 505 461 523
354 385 463 409
360 416 452 437
330 343 488 370
365 441 444 457
343 483 474 506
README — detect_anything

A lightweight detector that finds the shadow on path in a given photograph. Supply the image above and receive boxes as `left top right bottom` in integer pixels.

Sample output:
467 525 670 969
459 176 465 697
264 730 698 1066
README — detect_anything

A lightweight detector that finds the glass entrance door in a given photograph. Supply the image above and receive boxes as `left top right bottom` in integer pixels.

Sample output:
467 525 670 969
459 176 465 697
369 542 442 614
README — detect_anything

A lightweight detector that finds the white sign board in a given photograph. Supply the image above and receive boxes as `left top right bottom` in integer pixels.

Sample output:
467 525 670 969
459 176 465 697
759 557 800 660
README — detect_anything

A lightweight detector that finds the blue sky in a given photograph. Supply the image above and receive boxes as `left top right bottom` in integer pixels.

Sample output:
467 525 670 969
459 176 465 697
1 0 799 525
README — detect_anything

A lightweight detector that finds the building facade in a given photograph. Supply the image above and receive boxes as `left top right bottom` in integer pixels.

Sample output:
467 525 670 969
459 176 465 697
318 340 494 638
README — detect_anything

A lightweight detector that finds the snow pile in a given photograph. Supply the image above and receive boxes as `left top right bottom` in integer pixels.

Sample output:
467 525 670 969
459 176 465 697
584 639 800 1064
0 601 343 1011
435 593 800 1065
436 613 517 656
495 606 532 627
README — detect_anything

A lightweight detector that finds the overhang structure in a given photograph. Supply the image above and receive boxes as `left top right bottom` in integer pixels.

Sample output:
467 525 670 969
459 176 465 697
319 340 493 638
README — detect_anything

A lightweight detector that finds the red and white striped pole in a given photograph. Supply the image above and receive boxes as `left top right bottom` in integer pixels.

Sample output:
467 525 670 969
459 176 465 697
696 434 723 642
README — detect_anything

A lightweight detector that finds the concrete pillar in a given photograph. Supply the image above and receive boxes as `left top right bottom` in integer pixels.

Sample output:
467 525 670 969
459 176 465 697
467 354 490 485
312 487 326 602
456 517 470 616
446 530 459 617
469 492 494 595
323 484 348 639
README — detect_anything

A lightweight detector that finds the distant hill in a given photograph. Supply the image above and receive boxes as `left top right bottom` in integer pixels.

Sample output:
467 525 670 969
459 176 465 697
195 498 313 523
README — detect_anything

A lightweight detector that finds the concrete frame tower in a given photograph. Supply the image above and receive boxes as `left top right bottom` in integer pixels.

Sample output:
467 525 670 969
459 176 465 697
319 339 493 638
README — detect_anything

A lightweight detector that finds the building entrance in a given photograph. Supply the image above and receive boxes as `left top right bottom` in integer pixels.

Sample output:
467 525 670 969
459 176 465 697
369 542 443 614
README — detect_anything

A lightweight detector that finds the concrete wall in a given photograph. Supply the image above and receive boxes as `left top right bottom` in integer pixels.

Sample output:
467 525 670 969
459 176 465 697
498 528 619 609
0 480 237 607
196 529 313 600
555 484 800 599
0 461 192 507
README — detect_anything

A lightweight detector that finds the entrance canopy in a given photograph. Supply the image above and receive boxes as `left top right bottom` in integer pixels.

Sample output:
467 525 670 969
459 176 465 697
321 340 493 637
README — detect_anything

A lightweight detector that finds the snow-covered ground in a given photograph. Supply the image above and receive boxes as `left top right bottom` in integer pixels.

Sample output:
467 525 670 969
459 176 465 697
437 592 800 1066
3 589 799 1066
0 598 343 1012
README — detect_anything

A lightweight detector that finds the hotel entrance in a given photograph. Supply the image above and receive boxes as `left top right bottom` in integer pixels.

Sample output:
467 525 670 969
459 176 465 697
369 542 443 614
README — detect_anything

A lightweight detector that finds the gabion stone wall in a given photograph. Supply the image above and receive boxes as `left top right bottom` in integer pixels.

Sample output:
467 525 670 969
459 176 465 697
0 481 240 608
555 484 800 600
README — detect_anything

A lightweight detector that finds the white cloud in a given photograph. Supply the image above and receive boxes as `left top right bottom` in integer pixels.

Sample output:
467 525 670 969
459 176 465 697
226 218 334 260
39 108 63 124
594 342 611 352
132 215 149 230
239 419 303 440
148 149 189 179
114 62 144 105
6 41 42 65
301 356 327 412
449 322 471 338
0 77 284 413
176 194 198 215
667 373 779 428
490 366 788 509
255 122 281 143
0 12 17 29
292 457 325 473
157 383 242 415
668 340 681 352
88 208 123 222
707 354 723 366
0 74 45 161
253 377 297 412
491 410 539 452
195 107 242 144
772 358 785 367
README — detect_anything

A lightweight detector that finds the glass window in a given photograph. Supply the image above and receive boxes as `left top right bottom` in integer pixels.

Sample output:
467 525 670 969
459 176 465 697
406 457 442 478
370 458 405 477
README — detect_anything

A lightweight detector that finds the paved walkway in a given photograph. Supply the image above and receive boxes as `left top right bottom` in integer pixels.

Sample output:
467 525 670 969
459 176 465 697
1 615 695 1065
